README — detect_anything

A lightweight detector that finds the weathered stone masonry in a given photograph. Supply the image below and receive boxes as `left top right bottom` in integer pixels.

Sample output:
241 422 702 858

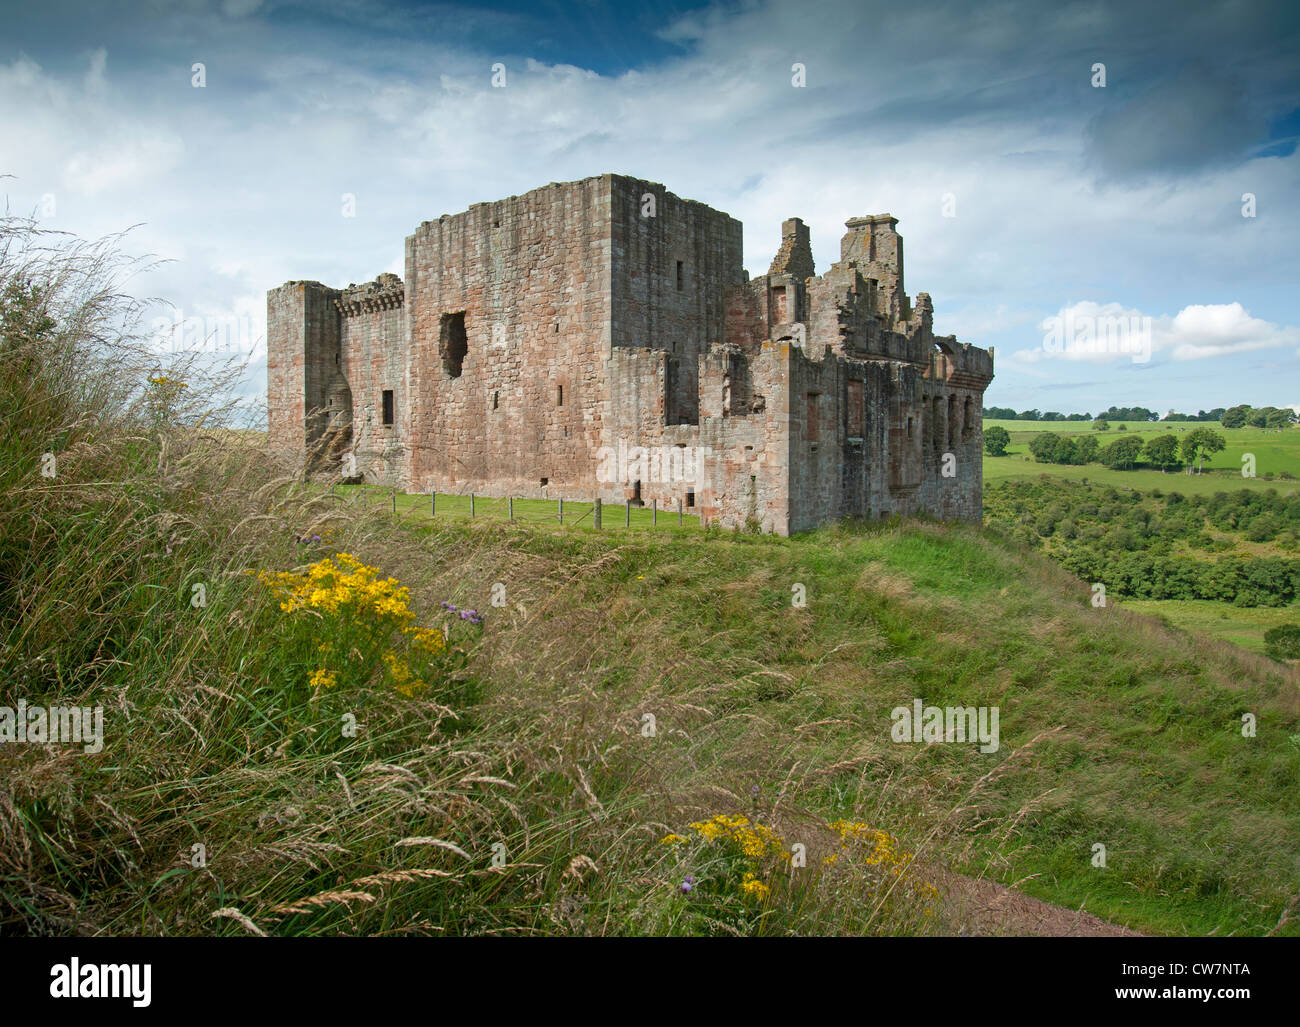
267 174 994 535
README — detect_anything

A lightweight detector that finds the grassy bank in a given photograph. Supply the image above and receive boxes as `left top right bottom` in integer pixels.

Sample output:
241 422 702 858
3 221 1298 937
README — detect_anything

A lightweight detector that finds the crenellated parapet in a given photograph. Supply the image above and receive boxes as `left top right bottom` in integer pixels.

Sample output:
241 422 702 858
334 273 405 317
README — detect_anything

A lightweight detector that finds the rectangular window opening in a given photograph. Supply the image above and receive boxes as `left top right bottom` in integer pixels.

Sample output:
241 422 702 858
382 389 394 426
557 384 564 406
676 260 684 291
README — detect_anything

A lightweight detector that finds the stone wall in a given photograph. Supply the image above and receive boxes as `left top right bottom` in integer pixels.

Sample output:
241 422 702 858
402 176 615 496
267 175 993 535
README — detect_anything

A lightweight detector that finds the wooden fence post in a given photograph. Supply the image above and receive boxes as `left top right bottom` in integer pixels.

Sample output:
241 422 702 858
558 497 563 524
431 491 435 517
594 497 602 529
678 498 683 526
625 502 630 527
470 493 475 519
652 498 657 527
509 496 514 521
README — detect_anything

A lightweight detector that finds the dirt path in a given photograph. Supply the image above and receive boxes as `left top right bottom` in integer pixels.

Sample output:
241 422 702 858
942 874 1144 936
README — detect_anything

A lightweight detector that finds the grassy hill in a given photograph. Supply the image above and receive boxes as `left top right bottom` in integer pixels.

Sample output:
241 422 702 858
3 223 1297 938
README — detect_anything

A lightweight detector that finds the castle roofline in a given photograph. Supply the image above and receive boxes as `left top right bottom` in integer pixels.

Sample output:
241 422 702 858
415 173 736 231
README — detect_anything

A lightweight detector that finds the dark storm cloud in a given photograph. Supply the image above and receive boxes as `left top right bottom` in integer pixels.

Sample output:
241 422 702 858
1084 65 1268 179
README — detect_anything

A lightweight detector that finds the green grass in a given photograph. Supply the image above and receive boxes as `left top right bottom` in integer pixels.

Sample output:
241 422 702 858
983 422 1300 496
333 483 708 533
1118 598 1300 655
5 221 1299 938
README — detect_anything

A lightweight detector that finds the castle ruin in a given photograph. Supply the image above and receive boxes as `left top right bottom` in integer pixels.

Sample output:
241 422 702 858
267 174 993 534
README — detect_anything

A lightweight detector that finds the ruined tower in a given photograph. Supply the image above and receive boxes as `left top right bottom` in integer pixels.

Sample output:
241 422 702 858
268 174 993 534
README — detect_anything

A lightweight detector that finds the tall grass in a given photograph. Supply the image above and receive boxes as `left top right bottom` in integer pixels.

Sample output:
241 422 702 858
0 220 976 937
3 219 1295 937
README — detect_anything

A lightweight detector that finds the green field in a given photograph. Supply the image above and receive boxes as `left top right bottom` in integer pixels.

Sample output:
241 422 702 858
983 421 1300 496
1117 599 1300 656
334 483 708 533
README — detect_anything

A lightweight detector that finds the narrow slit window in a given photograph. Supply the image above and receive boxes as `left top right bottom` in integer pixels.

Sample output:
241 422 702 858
676 261 684 291
441 312 467 378
492 391 499 410
557 384 563 406
382 390 394 426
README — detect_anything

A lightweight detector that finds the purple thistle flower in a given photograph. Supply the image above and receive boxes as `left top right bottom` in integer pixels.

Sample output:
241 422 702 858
680 881 692 894
469 617 482 625
460 610 471 620
446 604 457 612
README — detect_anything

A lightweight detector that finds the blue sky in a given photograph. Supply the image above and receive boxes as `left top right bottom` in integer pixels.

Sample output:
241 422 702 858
2 0 1297 418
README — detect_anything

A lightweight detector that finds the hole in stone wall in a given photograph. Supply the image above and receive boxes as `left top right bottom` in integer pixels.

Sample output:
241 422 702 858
441 312 468 378
540 477 549 487
492 391 499 410
382 389 394 426
685 490 695 508
632 480 642 505
557 384 563 406
676 260 684 291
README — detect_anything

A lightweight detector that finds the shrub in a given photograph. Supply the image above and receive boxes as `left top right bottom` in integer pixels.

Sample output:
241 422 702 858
1264 625 1300 661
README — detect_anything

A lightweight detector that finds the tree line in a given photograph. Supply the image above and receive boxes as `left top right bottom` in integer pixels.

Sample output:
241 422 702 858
983 425 1238 474
983 404 1296 427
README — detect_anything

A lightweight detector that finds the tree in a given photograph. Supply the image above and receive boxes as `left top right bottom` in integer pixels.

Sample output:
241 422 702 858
1029 432 1061 463
1220 404 1250 429
1075 435 1100 463
1264 406 1297 429
1093 418 1110 432
1181 427 1226 474
983 425 1011 456
1055 437 1080 464
1143 433 1181 472
1100 434 1144 469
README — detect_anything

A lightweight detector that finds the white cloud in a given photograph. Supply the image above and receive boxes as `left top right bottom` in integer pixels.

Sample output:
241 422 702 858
1010 300 1300 364
2 0 1298 418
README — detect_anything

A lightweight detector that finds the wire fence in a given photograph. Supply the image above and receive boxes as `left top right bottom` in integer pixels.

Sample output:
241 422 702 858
328 484 712 532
